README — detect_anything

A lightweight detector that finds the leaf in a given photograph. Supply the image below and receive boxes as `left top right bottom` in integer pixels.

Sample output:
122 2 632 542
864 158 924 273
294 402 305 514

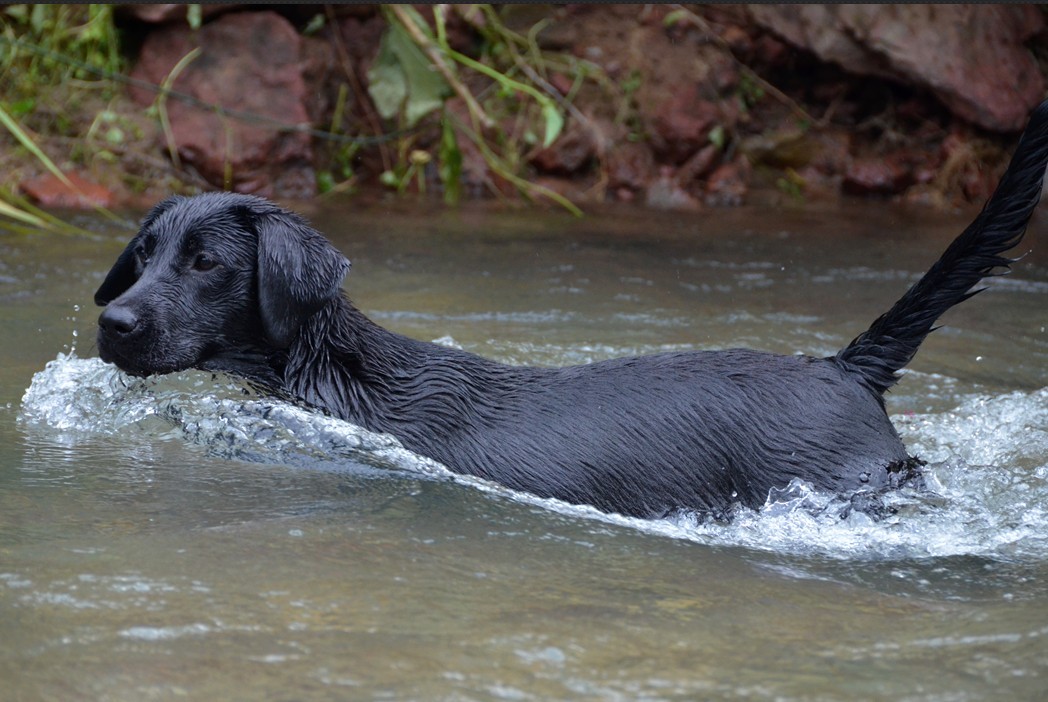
389 24 449 127
366 29 409 121
303 13 326 36
186 4 202 30
10 98 36 117
367 24 449 127
708 124 725 150
663 9 689 27
540 101 563 148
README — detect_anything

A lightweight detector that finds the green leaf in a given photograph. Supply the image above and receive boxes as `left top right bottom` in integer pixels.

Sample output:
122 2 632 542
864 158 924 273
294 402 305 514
663 9 689 27
9 98 35 117
708 124 725 150
317 170 335 194
366 29 409 121
186 4 202 30
540 101 563 148
303 13 326 36
390 24 449 127
367 24 449 127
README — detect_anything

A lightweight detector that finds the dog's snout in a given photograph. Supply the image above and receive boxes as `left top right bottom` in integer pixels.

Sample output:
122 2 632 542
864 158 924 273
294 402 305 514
98 304 139 336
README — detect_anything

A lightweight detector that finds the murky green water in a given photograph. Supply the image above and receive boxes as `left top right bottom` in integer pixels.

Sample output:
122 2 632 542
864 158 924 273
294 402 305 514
4 200 1048 700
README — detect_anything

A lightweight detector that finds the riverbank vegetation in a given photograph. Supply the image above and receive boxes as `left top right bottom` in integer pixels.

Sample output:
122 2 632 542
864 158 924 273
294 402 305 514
2 4 1046 229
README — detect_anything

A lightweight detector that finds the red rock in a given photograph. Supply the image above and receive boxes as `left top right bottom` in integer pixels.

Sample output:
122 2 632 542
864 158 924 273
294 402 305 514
747 4 1045 132
676 143 720 184
805 128 852 176
646 84 723 164
129 11 316 198
20 172 114 209
606 141 655 193
529 121 596 175
704 158 750 207
842 154 912 197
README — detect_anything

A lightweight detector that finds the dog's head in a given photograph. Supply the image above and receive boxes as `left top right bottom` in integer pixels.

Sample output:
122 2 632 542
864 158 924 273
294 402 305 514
94 193 350 377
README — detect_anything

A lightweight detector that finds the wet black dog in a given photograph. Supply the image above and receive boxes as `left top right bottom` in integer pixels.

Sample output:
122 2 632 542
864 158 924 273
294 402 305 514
95 101 1048 519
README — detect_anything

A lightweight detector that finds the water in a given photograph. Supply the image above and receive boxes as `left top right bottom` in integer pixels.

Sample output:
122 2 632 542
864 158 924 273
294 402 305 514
3 200 1048 700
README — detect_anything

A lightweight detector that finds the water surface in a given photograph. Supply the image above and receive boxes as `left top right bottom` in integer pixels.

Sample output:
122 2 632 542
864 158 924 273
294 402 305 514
4 200 1048 700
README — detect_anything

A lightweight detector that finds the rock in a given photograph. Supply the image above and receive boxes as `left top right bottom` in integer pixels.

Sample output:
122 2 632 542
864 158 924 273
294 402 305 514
529 120 596 175
842 153 913 197
606 141 655 193
675 143 720 185
645 168 702 211
747 4 1045 132
805 128 853 176
646 83 723 164
20 172 114 209
704 158 750 207
129 11 316 198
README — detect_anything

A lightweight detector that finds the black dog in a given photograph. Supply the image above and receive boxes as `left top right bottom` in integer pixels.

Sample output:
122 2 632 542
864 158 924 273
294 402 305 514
95 101 1048 519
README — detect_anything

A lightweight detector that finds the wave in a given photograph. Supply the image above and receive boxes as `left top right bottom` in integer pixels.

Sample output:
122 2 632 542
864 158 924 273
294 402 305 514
20 353 1048 561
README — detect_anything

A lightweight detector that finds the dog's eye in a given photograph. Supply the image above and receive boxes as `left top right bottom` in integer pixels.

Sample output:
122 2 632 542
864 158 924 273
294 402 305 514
134 247 150 268
192 253 218 272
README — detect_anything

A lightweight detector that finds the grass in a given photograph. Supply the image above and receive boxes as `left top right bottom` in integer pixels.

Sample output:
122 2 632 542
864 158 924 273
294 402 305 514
0 4 128 233
371 5 599 215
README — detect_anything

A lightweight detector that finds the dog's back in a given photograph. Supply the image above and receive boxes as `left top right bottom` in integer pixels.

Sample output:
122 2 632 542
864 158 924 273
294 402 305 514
370 345 910 517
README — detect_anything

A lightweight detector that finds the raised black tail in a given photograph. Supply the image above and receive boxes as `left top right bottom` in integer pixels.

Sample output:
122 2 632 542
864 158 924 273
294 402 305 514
835 99 1048 395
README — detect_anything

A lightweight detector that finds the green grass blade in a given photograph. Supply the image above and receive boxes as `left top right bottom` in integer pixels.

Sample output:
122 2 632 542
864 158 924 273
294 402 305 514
0 197 53 229
0 102 77 190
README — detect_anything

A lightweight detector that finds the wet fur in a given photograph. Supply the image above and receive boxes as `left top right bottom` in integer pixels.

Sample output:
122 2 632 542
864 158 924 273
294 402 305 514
95 102 1048 519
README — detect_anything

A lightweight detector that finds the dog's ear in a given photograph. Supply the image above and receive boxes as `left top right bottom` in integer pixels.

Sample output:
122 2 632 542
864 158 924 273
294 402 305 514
252 205 351 349
94 196 182 306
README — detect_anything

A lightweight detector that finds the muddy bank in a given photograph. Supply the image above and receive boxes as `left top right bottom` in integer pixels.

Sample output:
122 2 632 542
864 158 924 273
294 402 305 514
7 4 1048 213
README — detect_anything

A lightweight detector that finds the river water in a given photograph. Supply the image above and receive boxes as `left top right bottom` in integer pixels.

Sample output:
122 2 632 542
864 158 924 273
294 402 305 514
3 199 1048 700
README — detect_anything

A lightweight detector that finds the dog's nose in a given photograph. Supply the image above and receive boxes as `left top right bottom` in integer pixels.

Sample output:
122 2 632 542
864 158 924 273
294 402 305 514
98 305 139 336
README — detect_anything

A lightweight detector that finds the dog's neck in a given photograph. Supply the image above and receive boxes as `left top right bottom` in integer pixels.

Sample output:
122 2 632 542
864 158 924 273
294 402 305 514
281 295 434 429
277 295 518 460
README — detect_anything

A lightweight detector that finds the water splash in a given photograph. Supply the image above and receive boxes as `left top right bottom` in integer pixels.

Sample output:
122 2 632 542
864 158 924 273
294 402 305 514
19 354 1048 561
19 352 451 478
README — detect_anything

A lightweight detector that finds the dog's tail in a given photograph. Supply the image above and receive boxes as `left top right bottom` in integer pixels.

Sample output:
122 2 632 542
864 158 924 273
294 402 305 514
835 99 1048 395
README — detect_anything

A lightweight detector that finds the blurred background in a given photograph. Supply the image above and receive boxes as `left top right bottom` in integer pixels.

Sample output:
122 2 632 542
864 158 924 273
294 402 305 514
2 3 1047 228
